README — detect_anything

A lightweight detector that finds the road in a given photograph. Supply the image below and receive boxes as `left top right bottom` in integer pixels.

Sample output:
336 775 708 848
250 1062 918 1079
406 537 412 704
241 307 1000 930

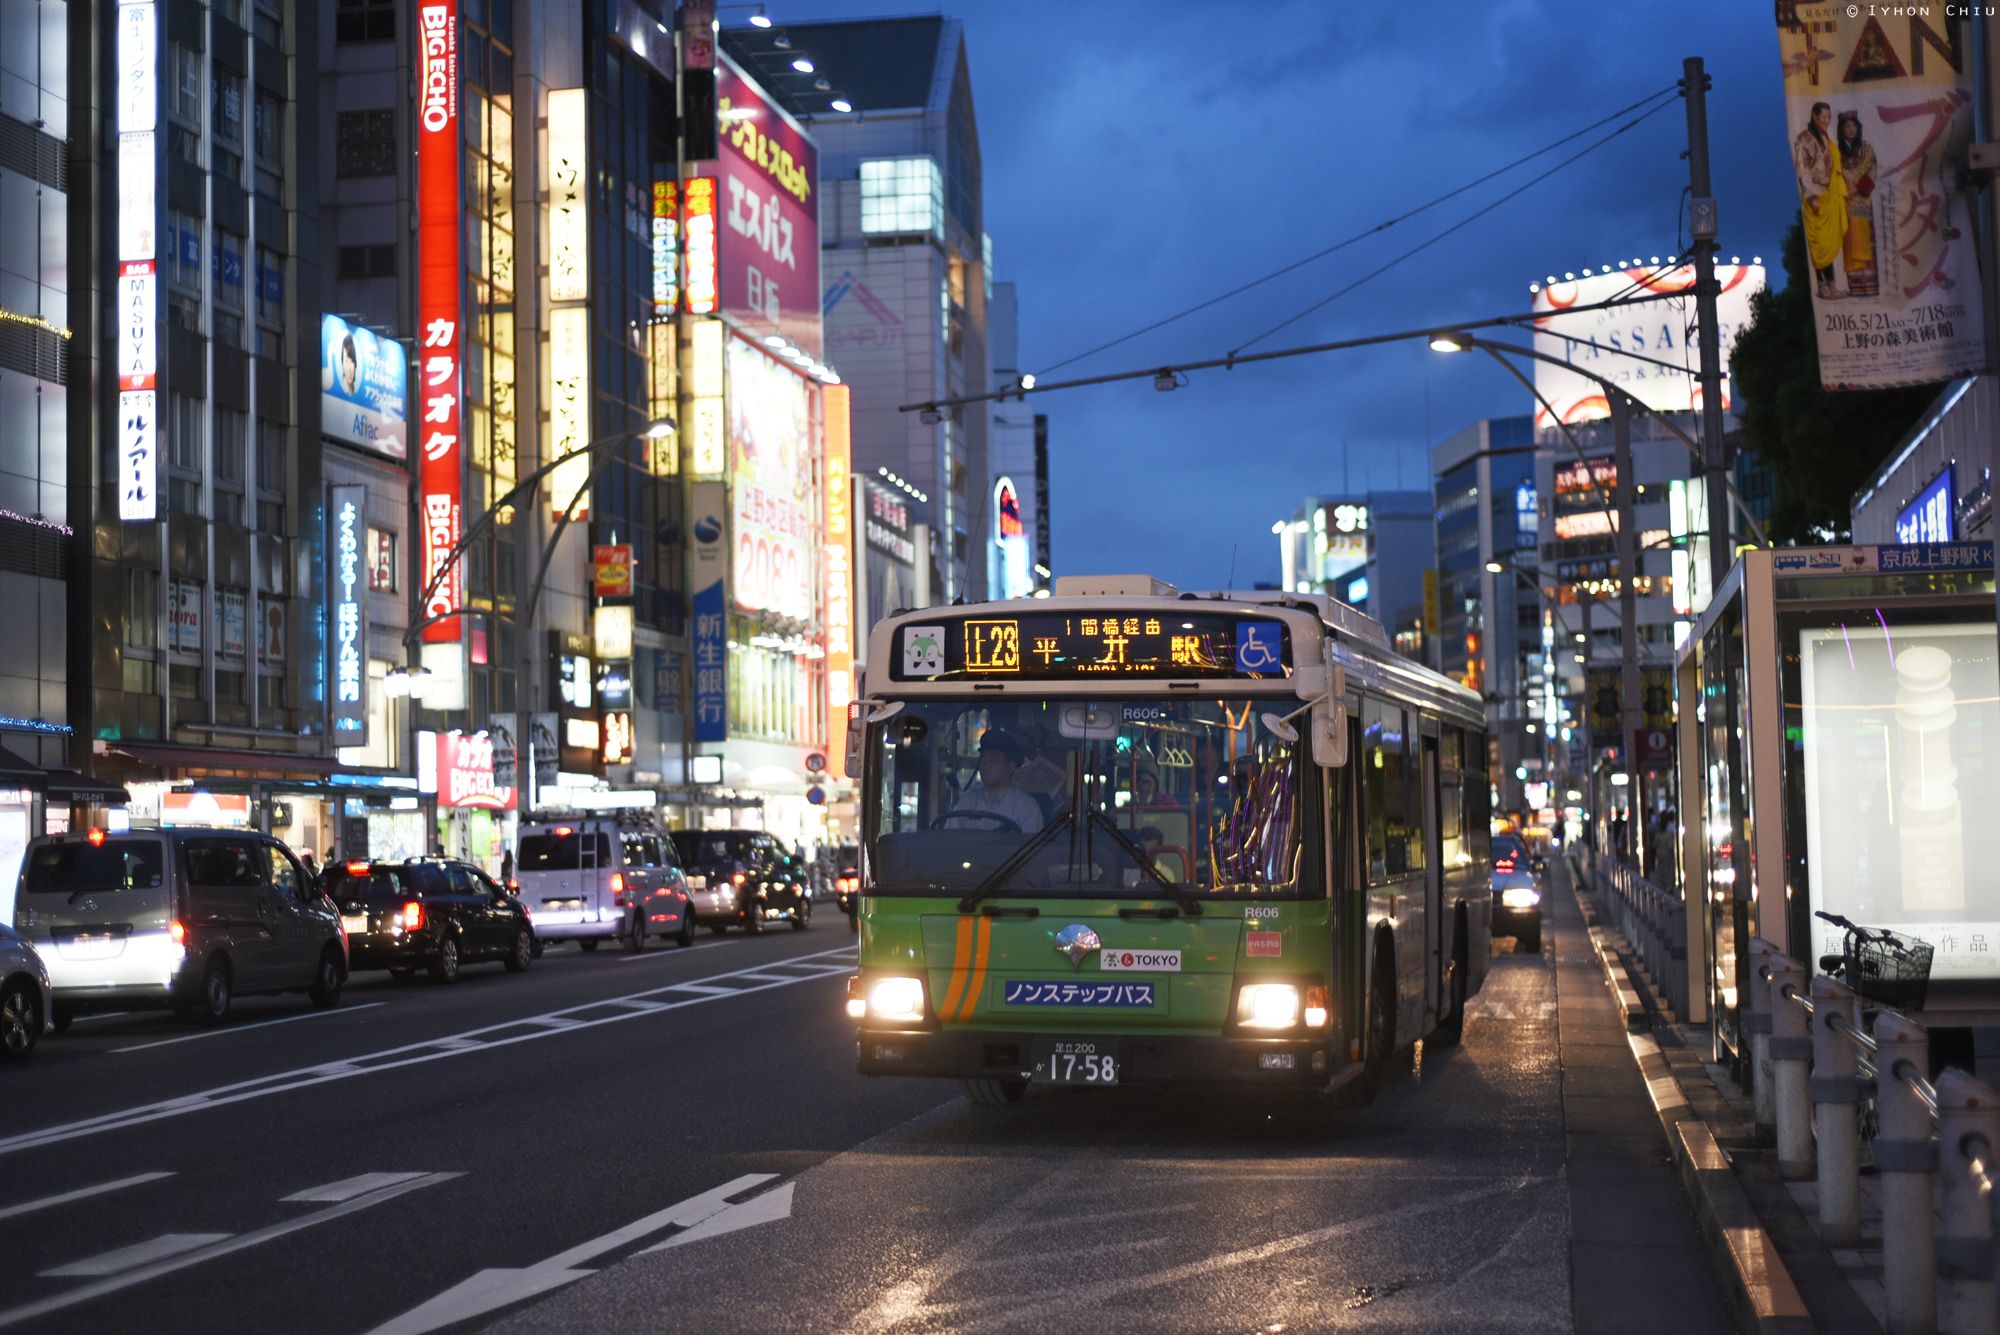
0 873 1731 1333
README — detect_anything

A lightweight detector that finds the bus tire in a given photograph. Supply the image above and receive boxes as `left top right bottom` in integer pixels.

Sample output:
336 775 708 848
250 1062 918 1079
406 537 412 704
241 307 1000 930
961 1078 1027 1106
1329 936 1397 1110
1434 911 1469 1047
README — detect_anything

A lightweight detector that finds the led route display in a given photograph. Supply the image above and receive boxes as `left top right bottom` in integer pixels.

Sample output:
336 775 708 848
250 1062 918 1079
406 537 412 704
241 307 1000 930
892 612 1292 682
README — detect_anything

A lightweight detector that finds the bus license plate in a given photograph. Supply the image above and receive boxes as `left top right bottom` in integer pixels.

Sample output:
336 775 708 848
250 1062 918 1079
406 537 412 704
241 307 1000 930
1032 1040 1118 1086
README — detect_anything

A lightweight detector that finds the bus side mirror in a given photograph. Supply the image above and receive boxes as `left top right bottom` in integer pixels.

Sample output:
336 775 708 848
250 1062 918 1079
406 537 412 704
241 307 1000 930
845 698 905 778
1310 704 1347 769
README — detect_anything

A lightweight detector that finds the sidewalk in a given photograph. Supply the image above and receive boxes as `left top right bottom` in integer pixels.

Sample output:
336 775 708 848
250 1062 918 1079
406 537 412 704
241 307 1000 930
1565 855 1886 1334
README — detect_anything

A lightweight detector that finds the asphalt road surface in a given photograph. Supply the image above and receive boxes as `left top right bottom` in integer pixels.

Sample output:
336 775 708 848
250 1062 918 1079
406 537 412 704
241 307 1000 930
0 878 1730 1334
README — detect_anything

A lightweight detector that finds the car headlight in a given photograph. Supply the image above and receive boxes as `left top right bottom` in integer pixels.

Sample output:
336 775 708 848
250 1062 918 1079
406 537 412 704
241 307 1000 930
1237 982 1301 1030
863 976 927 1024
1501 887 1541 910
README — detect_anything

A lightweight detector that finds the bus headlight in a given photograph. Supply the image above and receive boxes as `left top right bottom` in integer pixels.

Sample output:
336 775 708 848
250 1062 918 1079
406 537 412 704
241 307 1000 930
863 976 927 1024
1501 887 1541 910
1237 983 1302 1030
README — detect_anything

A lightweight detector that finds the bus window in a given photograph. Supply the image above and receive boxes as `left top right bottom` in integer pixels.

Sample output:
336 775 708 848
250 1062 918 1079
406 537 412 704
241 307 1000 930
1362 699 1421 883
1439 729 1466 868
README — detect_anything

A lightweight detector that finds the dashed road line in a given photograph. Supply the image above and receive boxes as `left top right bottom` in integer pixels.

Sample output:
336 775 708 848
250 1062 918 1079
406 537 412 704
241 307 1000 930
282 1171 436 1203
0 1173 176 1224
42 1233 229 1278
110 1003 386 1054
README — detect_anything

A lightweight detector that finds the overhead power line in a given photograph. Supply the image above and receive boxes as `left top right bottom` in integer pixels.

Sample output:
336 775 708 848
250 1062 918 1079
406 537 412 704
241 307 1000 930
1031 82 1682 381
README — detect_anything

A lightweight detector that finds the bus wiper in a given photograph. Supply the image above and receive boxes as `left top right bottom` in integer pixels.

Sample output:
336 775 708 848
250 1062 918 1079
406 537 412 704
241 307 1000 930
1084 808 1203 917
957 811 1074 914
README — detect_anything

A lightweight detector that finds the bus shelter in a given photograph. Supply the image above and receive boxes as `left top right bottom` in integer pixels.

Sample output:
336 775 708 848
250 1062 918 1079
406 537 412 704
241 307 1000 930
1678 542 1998 1065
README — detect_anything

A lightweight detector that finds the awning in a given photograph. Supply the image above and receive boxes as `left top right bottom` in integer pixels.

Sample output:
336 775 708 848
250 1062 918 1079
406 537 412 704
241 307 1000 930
42 768 131 805
104 741 341 781
0 745 42 787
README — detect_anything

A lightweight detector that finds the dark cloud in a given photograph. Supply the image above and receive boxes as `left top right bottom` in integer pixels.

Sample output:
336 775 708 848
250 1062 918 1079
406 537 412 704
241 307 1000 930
785 0 1796 590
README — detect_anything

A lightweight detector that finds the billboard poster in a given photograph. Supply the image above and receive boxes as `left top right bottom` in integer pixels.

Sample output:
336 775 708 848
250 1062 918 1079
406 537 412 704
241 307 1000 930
1777 6 1987 389
691 480 729 743
321 315 408 460
823 384 853 766
992 477 1032 599
168 579 201 652
530 712 559 792
329 485 368 747
726 336 817 621
217 588 246 658
1529 264 1764 427
438 731 515 809
416 0 463 644
593 544 634 598
716 59 820 358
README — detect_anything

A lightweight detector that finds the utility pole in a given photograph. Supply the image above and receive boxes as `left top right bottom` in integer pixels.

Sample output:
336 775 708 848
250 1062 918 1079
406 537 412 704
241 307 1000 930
1613 393 1643 865
1683 55 1733 604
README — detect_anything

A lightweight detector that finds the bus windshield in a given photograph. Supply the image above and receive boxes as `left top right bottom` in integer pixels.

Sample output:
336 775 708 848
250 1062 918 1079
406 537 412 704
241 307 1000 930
865 697 1305 898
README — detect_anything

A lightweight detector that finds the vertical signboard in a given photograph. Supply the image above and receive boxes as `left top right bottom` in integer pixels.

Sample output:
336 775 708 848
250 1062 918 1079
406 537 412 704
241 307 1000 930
715 59 820 358
546 306 592 519
690 480 729 743
115 0 158 522
330 485 369 747
546 89 588 302
688 320 725 474
416 0 464 645
823 384 853 768
684 177 718 315
726 336 815 620
1777 7 1987 389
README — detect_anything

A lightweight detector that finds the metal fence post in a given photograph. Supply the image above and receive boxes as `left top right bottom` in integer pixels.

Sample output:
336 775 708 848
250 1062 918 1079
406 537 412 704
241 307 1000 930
1873 1011 1937 1335
1811 972 1862 1245
1936 1068 2000 1335
1769 955 1813 1179
1745 939 1778 1143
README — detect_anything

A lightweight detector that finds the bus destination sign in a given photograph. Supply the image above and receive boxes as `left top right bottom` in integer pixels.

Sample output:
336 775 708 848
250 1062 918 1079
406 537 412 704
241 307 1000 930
893 612 1291 681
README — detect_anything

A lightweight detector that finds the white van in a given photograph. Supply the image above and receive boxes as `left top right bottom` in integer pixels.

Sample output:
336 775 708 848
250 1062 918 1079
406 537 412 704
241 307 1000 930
513 817 694 951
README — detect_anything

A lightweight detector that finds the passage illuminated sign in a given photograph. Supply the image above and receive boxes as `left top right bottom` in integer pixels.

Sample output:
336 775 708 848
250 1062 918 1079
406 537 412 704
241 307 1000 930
652 181 679 315
547 305 591 519
416 0 462 645
115 0 157 522
892 613 1293 682
547 89 588 302
824 384 853 766
330 485 368 746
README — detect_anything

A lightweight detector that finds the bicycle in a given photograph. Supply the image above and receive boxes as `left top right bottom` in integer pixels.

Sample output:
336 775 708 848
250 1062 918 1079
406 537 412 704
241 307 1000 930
1811 910 1937 1168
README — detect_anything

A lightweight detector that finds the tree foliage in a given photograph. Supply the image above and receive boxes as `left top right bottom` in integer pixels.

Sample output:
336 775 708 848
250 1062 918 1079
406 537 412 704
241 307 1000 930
1730 220 1936 542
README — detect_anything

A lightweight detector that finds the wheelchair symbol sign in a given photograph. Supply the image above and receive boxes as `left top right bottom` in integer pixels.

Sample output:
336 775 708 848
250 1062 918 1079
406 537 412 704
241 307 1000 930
1234 621 1284 674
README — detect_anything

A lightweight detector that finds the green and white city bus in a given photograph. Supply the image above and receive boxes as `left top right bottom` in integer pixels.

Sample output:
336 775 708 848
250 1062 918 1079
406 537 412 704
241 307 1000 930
842 575 1493 1109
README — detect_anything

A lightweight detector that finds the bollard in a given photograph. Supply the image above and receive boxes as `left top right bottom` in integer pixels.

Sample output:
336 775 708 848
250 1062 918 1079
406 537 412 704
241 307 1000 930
1769 955 1813 1179
1872 1012 1937 1335
1746 940 1779 1143
1811 973 1862 1245
1936 1068 2000 1335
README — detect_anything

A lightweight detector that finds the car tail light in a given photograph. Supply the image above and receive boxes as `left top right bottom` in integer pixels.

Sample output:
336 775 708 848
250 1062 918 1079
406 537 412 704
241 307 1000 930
399 901 424 930
610 871 625 904
555 826 573 837
506 877 519 892
1495 857 1516 873
168 919 187 945
86 828 107 847
732 871 747 887
1303 984 1330 1029
346 861 371 875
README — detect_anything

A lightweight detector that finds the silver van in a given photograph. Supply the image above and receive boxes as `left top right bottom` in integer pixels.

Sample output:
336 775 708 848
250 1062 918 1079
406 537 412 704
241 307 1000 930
11 827 347 1027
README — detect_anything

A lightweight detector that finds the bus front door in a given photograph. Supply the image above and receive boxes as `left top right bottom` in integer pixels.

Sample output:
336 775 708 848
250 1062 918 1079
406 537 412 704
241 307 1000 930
1423 734 1443 1029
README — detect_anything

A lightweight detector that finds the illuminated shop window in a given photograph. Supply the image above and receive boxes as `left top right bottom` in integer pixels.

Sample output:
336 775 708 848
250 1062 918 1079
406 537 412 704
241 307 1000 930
859 157 943 238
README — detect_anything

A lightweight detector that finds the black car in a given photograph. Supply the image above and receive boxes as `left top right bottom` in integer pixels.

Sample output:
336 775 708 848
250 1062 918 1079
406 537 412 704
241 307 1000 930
323 858 535 982
668 830 812 932
1490 833 1543 952
829 844 860 930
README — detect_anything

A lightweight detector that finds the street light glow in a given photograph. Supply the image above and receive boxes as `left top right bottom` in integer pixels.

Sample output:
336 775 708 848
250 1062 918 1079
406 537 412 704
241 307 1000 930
791 57 815 73
1484 560 1504 575
1428 332 1469 353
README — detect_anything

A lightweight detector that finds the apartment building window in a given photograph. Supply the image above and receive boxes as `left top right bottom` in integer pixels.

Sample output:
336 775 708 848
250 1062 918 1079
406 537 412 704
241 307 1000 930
859 158 943 237
169 44 201 125
170 212 203 292
336 244 396 280
256 246 283 323
214 232 244 311
335 110 396 177
215 409 247 524
336 0 395 43
253 92 281 197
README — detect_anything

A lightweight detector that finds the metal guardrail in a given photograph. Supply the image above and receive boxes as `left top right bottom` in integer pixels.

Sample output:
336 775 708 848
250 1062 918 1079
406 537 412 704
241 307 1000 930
1572 846 1689 1017
1748 942 2000 1335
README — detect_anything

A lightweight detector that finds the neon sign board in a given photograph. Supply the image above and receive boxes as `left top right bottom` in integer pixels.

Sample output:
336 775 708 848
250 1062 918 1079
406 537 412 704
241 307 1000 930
416 0 463 644
330 485 368 745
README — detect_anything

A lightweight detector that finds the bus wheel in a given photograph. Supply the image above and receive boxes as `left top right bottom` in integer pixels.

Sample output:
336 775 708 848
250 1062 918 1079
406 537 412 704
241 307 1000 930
1330 944 1397 1110
961 1078 1027 1106
1434 919 1469 1047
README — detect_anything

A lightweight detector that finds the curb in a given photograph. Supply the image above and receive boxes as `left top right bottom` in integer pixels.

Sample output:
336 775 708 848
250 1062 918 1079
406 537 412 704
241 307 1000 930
1568 861 1814 1335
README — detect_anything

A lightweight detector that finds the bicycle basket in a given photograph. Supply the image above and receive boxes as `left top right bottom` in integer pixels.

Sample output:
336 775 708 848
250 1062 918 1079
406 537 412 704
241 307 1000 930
1844 930 1934 1011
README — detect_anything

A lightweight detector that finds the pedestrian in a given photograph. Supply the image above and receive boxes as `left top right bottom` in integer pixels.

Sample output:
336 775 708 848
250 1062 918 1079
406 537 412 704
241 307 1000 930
300 849 319 880
500 847 515 888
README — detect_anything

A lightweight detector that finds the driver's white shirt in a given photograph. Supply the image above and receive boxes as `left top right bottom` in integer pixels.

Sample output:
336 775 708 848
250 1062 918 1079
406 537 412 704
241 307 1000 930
948 781 1044 833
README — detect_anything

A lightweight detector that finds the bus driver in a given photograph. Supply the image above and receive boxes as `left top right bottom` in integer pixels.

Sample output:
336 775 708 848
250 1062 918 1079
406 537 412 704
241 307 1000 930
946 730 1045 833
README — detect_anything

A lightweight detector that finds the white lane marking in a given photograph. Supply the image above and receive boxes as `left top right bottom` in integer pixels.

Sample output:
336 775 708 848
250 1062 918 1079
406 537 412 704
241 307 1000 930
41 1233 230 1278
366 1174 778 1335
0 1173 458 1331
617 942 728 962
0 945 859 1158
109 1003 386 1054
643 1180 794 1251
68 1012 130 1025
0 1172 176 1224
282 1171 433 1203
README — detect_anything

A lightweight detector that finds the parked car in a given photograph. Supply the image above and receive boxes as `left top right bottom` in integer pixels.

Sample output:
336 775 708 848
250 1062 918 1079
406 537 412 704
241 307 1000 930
12 827 346 1027
0 923 53 1061
515 817 695 951
321 858 535 982
1491 832 1543 952
668 830 811 933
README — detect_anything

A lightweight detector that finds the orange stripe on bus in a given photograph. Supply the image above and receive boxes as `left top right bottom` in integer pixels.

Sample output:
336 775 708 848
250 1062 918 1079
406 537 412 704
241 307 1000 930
958 917 993 1021
938 915 976 1022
